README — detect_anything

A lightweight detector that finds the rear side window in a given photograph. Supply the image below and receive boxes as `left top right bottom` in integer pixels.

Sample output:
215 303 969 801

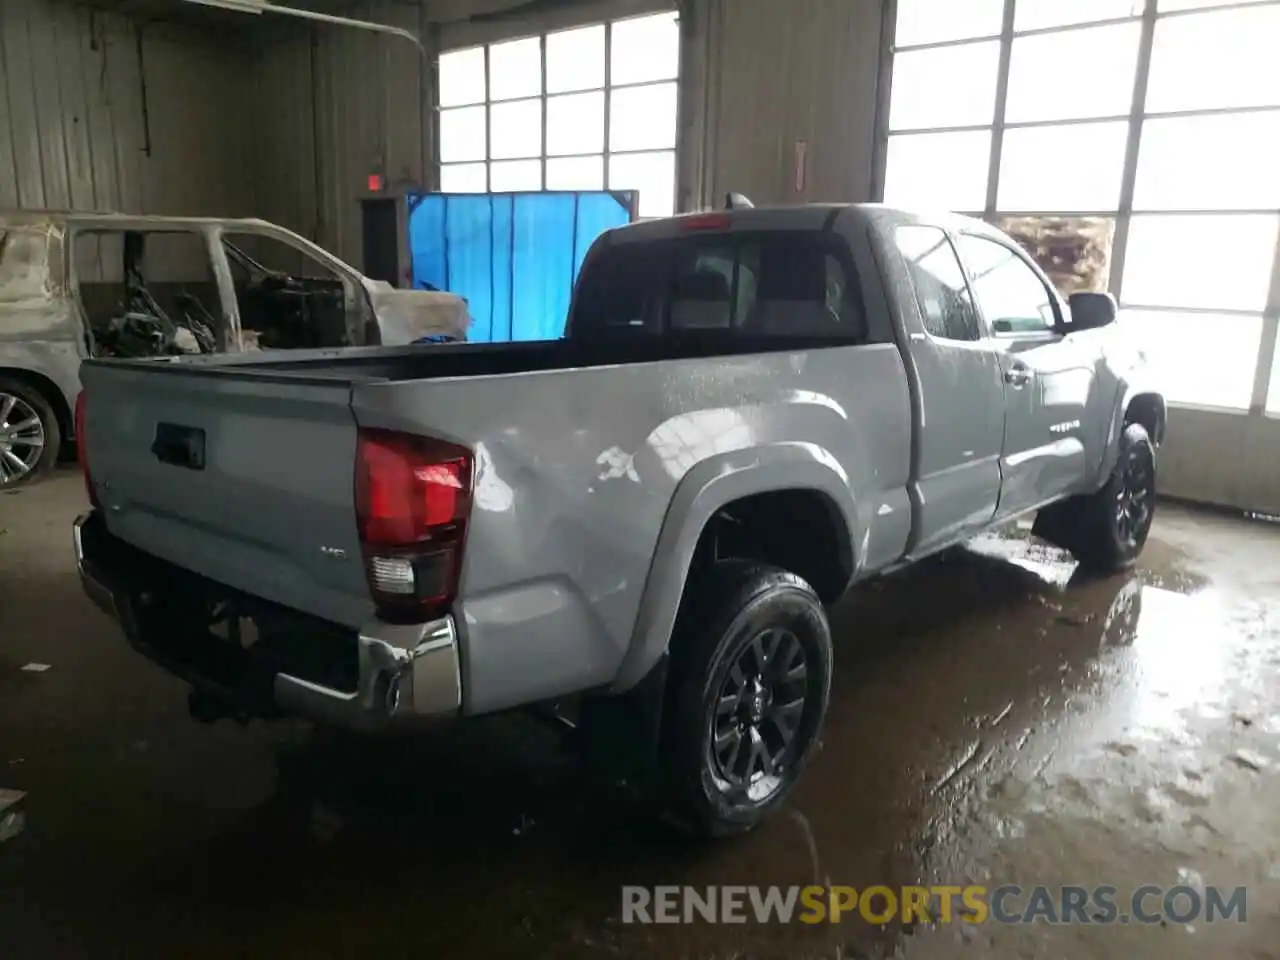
0 229 51 304
893 225 981 342
572 232 867 343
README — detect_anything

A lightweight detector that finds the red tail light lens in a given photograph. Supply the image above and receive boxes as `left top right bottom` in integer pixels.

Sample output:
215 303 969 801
355 428 473 621
74 391 99 508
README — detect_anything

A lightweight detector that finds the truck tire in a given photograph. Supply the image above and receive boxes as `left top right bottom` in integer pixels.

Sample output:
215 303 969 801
1068 422 1156 576
0 376 61 488
660 561 832 837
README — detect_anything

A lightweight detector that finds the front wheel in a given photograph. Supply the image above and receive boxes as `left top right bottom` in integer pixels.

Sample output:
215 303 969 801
1071 422 1157 575
660 561 832 837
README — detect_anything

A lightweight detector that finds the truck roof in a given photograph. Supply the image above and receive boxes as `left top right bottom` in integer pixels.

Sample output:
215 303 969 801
599 202 1005 245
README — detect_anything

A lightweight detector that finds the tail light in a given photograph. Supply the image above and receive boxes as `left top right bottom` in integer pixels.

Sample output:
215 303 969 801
355 428 473 622
74 391 99 508
681 213 731 231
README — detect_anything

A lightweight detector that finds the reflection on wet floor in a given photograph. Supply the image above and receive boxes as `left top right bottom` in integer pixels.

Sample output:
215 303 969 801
2 475 1279 959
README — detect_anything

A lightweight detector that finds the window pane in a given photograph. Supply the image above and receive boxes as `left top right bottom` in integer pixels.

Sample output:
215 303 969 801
1120 309 1262 409
439 47 485 107
956 234 1057 334
884 130 991 212
439 106 487 163
670 246 734 330
1133 112 1280 211
889 42 1000 130
1005 23 1140 122
547 91 605 156
608 151 675 217
896 0 1003 46
489 159 542 192
546 156 604 190
998 122 1128 212
610 12 679 86
488 37 541 101
1015 0 1143 30
439 163 487 193
490 98 541 159
609 83 678 152
998 216 1116 295
1122 214 1279 311
1146 7 1280 113
546 24 605 93
894 225 981 341
574 236 865 339
731 245 866 339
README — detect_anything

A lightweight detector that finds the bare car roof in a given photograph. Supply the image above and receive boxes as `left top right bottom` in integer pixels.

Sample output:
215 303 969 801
0 210 279 231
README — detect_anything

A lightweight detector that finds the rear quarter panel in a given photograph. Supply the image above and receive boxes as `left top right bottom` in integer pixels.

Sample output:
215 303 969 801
0 225 83 415
351 345 913 714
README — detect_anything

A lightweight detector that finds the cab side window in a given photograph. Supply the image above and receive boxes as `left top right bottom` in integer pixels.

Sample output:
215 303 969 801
894 225 980 342
955 234 1058 336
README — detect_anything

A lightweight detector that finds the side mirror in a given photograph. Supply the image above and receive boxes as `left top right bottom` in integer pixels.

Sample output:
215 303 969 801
1066 291 1117 331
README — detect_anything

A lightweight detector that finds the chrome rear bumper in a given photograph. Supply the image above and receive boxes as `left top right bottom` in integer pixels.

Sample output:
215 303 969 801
74 511 461 729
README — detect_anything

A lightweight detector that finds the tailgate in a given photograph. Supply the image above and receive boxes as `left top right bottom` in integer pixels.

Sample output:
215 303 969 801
80 361 373 628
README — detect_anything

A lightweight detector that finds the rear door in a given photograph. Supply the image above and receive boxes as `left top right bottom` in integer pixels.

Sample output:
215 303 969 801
891 224 1006 556
81 361 372 628
953 233 1096 516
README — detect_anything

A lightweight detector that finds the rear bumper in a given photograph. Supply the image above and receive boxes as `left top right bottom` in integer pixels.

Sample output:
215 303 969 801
73 511 461 730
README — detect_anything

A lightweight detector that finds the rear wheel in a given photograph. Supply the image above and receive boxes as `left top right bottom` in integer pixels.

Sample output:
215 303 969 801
660 561 831 837
0 377 60 488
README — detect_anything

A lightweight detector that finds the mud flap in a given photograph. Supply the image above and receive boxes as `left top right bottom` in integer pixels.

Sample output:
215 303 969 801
577 654 668 788
1031 499 1081 553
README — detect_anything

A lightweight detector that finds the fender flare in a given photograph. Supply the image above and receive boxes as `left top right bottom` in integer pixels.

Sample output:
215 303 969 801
1093 384 1166 490
610 443 858 692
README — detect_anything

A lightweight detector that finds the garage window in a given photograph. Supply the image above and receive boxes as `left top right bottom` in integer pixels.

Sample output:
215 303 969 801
881 0 1280 414
437 11 679 218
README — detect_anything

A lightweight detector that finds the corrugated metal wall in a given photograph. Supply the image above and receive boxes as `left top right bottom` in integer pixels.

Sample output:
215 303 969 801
1 0 885 268
681 0 883 209
248 2 430 266
0 0 255 217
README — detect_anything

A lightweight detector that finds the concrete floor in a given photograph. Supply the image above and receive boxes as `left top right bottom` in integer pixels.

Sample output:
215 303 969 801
2 471 1279 960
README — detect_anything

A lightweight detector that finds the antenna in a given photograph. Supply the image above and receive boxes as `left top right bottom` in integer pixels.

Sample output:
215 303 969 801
724 192 755 210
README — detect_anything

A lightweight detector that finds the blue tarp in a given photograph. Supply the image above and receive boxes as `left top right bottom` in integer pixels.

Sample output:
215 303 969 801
407 191 636 343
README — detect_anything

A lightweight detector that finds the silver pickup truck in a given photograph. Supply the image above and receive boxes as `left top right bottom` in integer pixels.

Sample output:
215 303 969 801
73 204 1164 836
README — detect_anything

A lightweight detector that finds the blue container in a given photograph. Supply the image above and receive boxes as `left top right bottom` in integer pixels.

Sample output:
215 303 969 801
406 190 637 343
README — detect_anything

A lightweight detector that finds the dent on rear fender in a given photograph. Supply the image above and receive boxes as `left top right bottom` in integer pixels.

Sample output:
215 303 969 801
435 346 910 707
461 398 858 703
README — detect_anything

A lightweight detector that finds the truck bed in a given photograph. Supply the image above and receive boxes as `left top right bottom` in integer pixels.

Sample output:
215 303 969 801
96 333 861 385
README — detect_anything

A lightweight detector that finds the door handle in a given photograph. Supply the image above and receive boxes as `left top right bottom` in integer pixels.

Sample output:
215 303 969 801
1004 367 1033 388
